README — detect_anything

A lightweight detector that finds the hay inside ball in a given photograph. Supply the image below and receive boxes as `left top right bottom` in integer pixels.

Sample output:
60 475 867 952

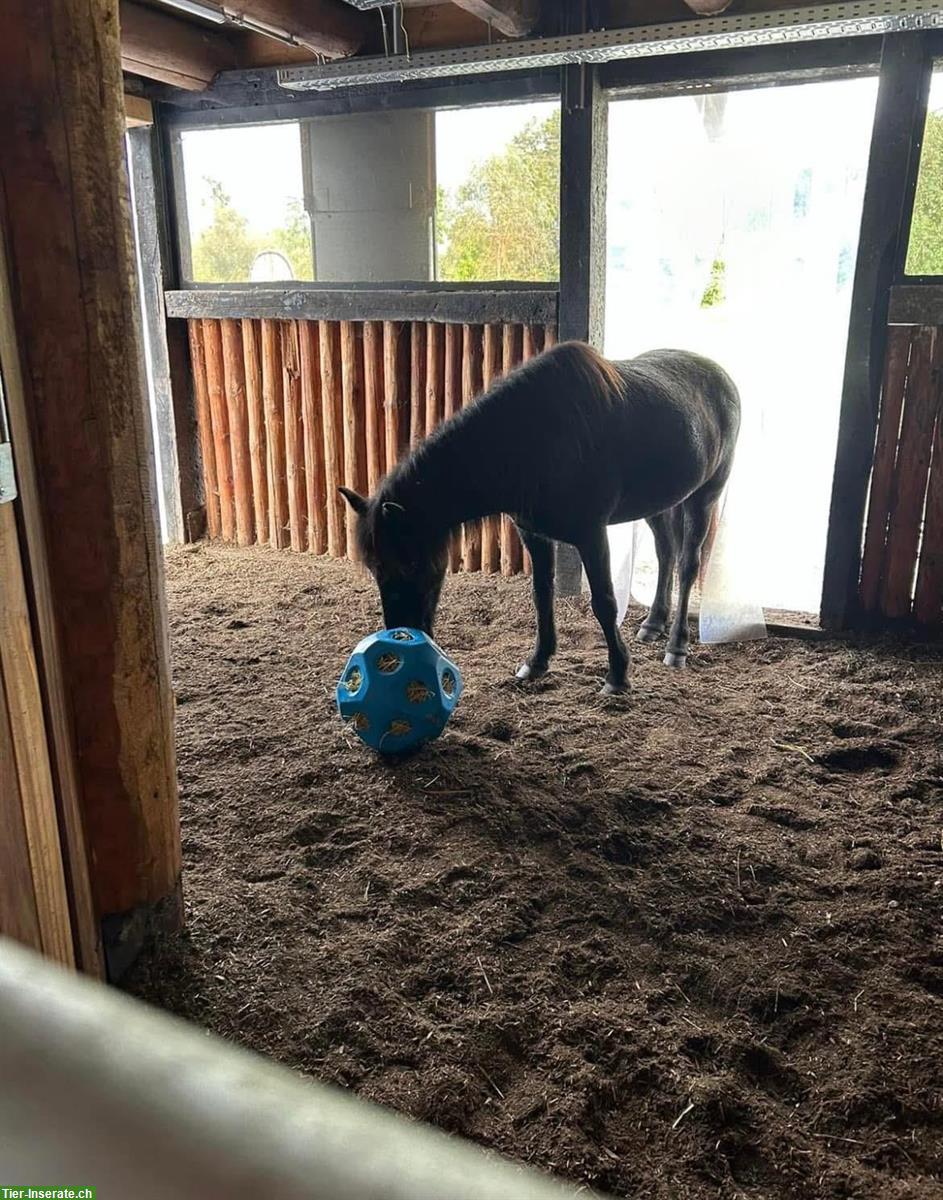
336 628 463 754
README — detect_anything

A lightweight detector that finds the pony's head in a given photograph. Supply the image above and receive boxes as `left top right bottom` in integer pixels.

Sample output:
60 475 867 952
340 487 448 634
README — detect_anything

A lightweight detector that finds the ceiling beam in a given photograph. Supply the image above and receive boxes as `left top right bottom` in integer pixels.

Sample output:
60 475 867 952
450 0 537 37
120 1 236 90
227 0 367 57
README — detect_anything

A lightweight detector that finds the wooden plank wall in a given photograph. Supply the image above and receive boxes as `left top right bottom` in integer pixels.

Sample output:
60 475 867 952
186 317 555 575
859 323 943 628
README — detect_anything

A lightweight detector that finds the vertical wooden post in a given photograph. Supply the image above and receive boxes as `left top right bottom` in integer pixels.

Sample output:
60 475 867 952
410 322 427 451
0 0 180 976
363 320 385 494
202 319 235 542
501 324 524 576
320 321 346 558
556 63 608 595
914 385 943 626
425 322 444 439
821 34 931 629
188 321 221 539
444 324 463 573
461 324 483 572
383 321 409 471
299 321 327 555
261 319 289 549
281 322 307 553
480 325 502 574
220 319 254 546
241 319 269 545
340 321 366 560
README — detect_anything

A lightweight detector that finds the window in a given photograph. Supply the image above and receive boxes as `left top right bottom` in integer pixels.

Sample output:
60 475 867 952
180 123 312 284
175 100 560 285
905 67 943 276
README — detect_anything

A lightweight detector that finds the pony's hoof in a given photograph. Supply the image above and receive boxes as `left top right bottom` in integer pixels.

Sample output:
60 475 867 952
663 651 687 669
599 681 629 697
636 624 664 644
515 662 548 683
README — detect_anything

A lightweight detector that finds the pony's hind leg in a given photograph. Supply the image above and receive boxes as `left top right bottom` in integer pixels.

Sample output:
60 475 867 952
516 529 557 682
637 510 677 644
578 526 630 695
664 488 719 669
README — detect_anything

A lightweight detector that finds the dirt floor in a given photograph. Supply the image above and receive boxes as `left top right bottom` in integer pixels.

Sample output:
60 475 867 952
128 543 943 1200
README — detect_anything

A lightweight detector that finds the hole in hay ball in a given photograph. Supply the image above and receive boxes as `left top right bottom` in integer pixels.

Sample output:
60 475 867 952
388 719 412 737
390 630 415 641
344 667 363 693
406 680 433 704
377 653 403 674
441 669 457 698
352 713 370 732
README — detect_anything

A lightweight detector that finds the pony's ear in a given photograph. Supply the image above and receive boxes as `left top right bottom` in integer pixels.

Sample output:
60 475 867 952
338 486 368 516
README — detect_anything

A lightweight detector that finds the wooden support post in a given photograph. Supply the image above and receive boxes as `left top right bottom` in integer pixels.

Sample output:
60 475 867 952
363 321 385 494
444 324 463 573
914 382 943 626
556 64 608 595
821 33 931 629
501 324 524 576
0 0 180 977
299 321 327 554
383 322 409 471
480 325 502 574
261 319 289 549
281 322 307 552
462 324 483 572
410 323 427 451
340 321 366 561
119 0 236 90
320 321 346 558
203 320 236 541
241 319 269 545
188 321 221 539
220 319 254 546
425 322 444 439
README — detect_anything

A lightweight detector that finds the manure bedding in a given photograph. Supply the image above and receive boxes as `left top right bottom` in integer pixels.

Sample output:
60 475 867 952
127 543 943 1199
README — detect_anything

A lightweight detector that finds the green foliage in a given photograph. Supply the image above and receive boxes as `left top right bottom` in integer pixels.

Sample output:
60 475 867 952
436 110 560 282
700 258 727 309
190 180 313 283
907 109 943 275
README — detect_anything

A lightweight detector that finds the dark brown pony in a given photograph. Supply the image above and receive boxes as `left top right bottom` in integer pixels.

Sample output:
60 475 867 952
341 341 740 694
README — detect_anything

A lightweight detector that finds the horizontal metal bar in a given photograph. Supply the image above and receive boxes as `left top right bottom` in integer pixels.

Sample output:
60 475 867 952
165 286 560 325
0 937 587 1200
277 0 943 91
888 283 943 324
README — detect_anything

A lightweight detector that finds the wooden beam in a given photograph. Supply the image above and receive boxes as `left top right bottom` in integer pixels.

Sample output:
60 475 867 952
820 33 932 630
124 93 153 127
0 0 181 979
229 0 366 58
451 0 537 37
120 0 236 90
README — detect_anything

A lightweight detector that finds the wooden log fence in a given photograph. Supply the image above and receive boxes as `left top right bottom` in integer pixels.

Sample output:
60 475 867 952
185 317 555 575
859 322 943 628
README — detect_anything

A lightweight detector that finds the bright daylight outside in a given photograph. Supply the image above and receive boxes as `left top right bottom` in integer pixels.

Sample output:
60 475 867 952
605 77 881 618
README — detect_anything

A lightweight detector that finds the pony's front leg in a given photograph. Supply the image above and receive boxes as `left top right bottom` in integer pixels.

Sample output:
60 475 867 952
578 527 630 695
516 529 557 682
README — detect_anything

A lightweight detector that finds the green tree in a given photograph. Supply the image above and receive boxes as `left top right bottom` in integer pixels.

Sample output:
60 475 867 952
700 257 727 308
907 109 943 274
191 180 259 283
268 197 314 281
437 110 560 281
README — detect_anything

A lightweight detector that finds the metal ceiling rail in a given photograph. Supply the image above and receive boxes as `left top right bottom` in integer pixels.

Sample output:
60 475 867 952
278 0 943 90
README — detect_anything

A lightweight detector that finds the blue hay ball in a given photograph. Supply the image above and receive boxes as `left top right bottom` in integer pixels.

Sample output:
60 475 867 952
336 628 463 754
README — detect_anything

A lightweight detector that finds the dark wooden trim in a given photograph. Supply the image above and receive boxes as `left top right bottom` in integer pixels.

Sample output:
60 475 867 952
164 287 560 325
555 63 607 595
600 35 882 96
888 284 943 325
820 32 933 631
154 68 561 128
